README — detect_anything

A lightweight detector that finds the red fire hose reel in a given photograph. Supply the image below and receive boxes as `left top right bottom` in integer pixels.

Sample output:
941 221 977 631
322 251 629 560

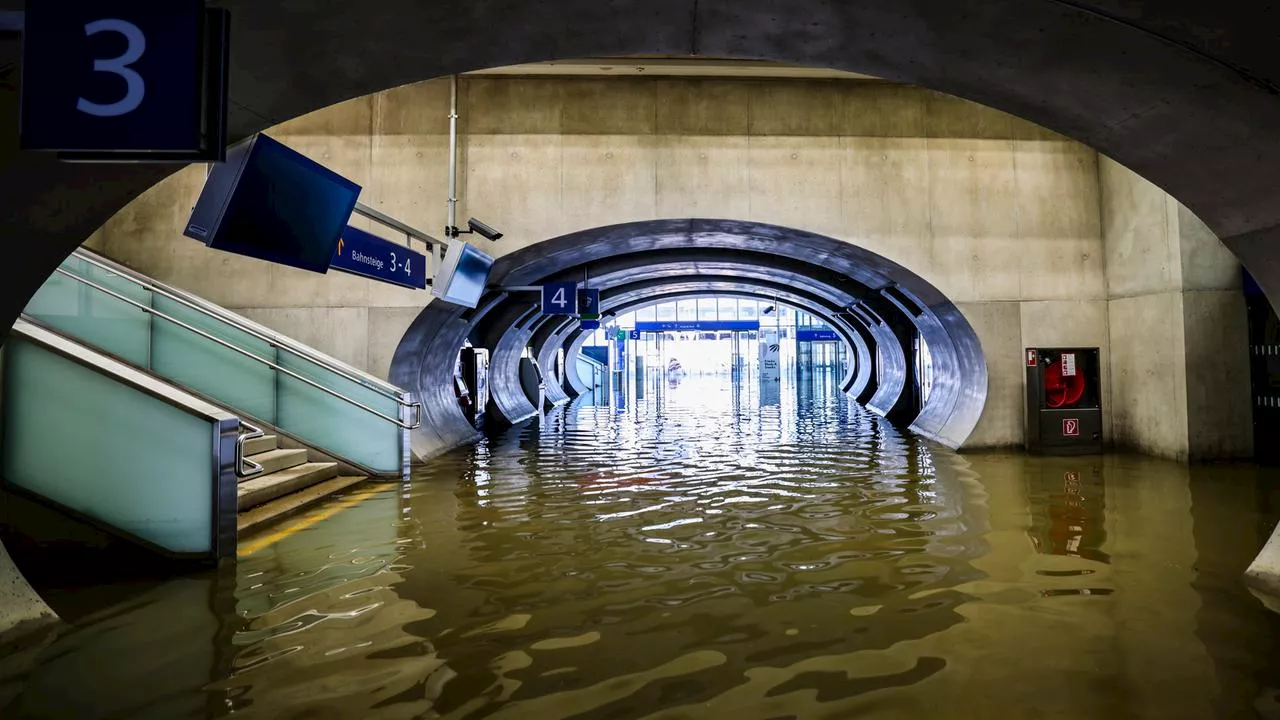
1043 358 1086 408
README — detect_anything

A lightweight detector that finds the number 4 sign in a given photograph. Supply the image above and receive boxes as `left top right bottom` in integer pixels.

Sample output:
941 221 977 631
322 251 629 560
542 282 578 315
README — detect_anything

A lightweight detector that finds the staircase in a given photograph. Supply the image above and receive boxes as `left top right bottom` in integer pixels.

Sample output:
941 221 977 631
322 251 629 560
11 247 416 556
236 433 367 535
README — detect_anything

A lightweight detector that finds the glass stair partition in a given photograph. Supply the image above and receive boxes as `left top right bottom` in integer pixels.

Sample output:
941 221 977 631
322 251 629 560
3 319 239 560
20 248 419 477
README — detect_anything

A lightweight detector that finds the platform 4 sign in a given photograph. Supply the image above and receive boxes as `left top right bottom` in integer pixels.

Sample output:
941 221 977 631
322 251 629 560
331 226 427 290
542 282 578 315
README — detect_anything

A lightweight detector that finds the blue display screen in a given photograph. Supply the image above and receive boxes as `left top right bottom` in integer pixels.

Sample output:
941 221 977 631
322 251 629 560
439 244 494 307
186 134 361 274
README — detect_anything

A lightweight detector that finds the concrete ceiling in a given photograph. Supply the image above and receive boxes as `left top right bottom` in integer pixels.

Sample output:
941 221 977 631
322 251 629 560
4 0 1280 339
464 57 882 81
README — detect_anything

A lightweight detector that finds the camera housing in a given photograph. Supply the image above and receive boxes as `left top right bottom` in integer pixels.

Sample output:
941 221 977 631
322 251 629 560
467 217 503 241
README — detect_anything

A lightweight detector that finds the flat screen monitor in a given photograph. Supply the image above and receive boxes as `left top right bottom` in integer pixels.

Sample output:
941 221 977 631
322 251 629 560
432 241 494 308
183 133 361 273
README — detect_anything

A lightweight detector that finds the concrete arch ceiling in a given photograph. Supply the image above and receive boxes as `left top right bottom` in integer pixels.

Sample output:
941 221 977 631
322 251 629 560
391 219 985 456
482 220 982 442
4 0 1280 338
484 274 904 429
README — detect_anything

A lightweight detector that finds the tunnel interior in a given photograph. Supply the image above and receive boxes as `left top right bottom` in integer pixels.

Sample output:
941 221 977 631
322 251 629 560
4 0 1280 713
390 218 988 459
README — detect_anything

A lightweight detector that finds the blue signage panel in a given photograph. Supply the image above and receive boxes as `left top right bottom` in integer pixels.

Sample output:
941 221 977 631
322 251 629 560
634 320 760 332
629 330 641 340
21 0 212 154
331 226 427 289
797 329 840 342
542 282 578 315
578 288 601 317
580 319 601 331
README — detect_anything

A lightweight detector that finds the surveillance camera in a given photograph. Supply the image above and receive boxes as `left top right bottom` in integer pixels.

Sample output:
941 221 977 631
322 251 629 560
467 217 503 242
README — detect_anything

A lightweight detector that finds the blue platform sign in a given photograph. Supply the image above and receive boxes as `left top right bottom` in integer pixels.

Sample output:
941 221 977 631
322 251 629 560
542 282 577 315
629 330 641 340
578 288 601 318
331 226 427 289
20 0 223 157
797 329 840 342
635 320 760 332
580 319 601 331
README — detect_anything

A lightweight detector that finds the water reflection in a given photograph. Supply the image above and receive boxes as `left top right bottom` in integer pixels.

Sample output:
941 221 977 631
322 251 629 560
5 375 1280 718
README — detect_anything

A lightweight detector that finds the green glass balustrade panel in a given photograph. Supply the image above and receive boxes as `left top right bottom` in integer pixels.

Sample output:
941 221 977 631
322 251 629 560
276 350 402 473
24 255 152 367
2 340 215 554
149 295 278 423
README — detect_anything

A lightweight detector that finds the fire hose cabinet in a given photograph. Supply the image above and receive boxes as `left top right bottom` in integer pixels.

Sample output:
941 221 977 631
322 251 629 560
1025 347 1103 455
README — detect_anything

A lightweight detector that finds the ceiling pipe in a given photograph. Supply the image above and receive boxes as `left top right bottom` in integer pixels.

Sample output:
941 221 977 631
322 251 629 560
445 74 459 243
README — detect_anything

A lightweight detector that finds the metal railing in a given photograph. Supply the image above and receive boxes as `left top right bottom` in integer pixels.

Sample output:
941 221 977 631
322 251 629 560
45 264 422 431
73 249 411 398
235 419 266 478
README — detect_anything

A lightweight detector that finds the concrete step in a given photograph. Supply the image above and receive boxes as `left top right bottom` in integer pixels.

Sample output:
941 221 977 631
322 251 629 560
242 434 278 456
242 447 307 477
237 476 370 536
237 462 339 511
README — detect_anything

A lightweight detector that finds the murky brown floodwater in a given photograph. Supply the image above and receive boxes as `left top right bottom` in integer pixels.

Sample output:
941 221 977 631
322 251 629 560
6 373 1280 719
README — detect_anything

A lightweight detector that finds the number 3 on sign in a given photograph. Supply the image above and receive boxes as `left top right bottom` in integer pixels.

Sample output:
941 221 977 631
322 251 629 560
77 19 146 117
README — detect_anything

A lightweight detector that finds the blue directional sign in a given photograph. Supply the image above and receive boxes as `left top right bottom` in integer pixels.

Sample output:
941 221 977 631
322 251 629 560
542 282 577 315
629 330 641 340
578 288 601 319
21 0 229 159
580 320 601 331
796 328 840 342
331 226 427 290
635 320 760 332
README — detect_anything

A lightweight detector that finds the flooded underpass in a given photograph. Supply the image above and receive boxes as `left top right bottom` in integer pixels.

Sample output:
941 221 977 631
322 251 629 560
7 374 1280 719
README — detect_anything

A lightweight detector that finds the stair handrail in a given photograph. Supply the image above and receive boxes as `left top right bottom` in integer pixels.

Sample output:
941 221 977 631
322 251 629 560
42 267 422 430
236 420 266 478
68 248 421 421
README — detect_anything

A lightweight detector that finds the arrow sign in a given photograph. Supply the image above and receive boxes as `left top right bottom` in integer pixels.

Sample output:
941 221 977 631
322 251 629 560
330 225 427 289
578 288 601 320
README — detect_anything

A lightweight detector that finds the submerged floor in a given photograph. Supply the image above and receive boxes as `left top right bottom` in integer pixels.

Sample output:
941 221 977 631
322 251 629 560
6 373 1280 718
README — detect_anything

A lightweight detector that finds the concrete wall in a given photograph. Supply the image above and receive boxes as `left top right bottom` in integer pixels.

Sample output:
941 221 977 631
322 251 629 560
85 77 1109 450
1099 158 1251 461
81 76 1248 455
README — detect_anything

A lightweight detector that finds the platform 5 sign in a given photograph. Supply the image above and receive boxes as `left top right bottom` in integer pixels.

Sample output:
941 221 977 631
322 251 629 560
331 226 427 290
20 0 228 160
